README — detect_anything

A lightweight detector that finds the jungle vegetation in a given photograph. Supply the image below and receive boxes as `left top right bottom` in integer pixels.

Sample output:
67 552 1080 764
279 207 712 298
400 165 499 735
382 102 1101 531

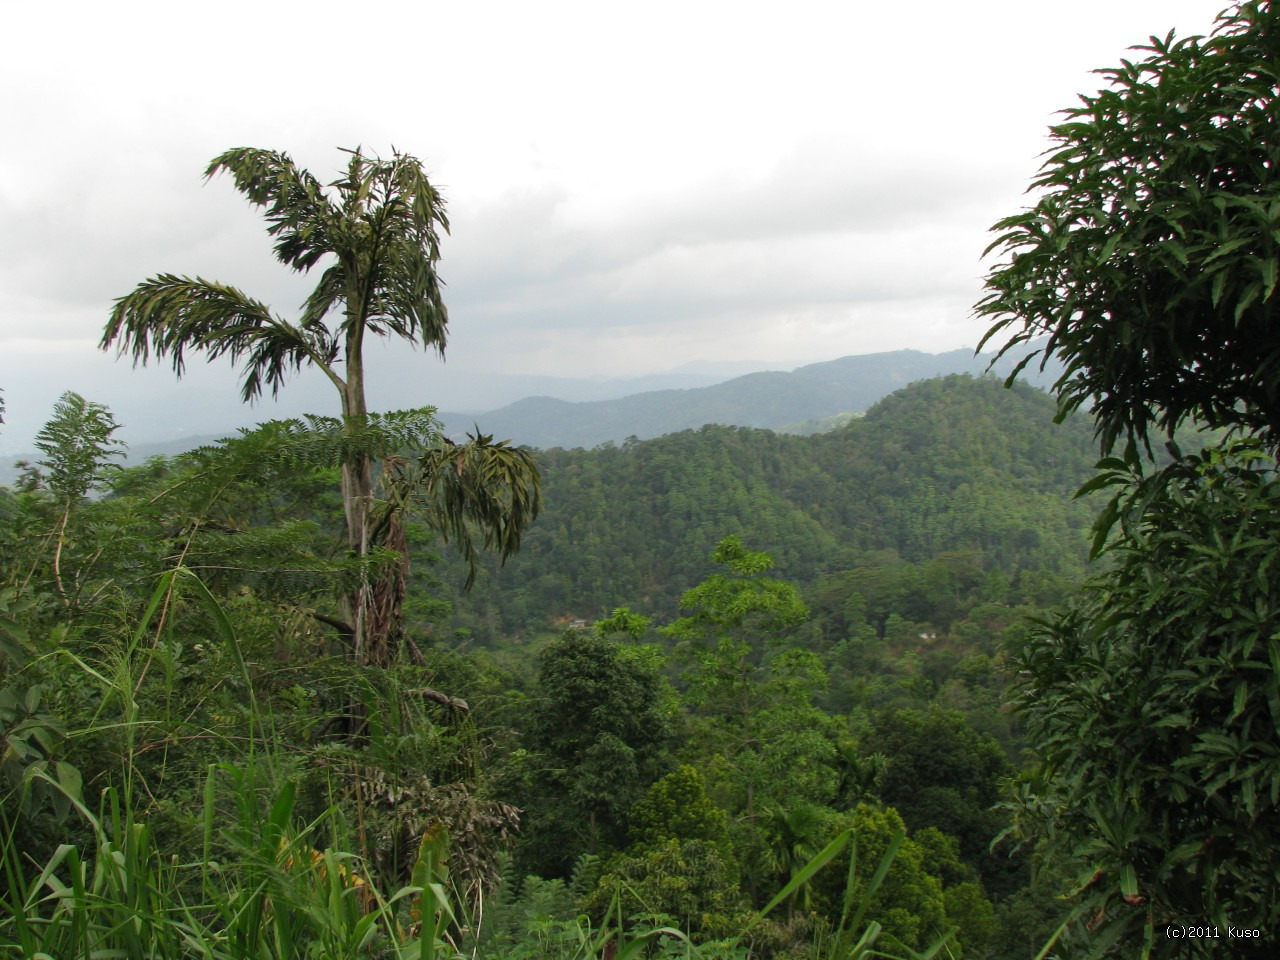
5 4 1280 956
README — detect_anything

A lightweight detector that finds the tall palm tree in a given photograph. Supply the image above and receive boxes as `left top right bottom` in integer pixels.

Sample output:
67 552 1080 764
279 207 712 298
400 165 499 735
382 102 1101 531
102 146 539 664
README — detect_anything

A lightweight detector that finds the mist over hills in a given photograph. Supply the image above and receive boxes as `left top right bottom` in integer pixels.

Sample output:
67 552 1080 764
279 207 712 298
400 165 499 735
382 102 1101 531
438 346 1061 448
1 345 1060 485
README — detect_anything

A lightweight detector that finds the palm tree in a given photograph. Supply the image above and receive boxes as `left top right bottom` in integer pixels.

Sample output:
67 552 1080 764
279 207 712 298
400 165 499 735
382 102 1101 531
102 146 539 664
762 801 823 921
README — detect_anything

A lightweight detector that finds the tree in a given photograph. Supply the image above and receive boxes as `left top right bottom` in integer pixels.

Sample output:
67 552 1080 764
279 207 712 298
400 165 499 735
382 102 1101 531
626 764 730 851
29 393 126 605
1006 444 1280 957
869 706 1019 899
517 628 670 877
102 147 539 663
978 2 1280 455
978 4 1280 955
807 804 952 955
665 537 815 822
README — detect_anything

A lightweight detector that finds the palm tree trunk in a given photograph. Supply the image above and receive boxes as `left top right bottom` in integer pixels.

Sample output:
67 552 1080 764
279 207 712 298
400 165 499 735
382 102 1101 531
340 319 374 666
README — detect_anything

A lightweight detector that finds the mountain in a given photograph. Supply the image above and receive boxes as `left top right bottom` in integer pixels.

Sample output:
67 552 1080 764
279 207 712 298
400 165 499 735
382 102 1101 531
437 374 1099 642
436 347 1062 448
1 345 1061 487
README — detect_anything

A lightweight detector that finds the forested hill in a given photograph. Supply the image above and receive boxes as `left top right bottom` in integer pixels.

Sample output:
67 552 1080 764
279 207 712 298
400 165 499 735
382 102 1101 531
445 374 1102 641
434 346 1064 449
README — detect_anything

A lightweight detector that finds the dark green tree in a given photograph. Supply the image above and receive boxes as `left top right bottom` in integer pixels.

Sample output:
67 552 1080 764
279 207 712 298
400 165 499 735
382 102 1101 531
1006 444 1280 957
518 628 670 877
978 2 1280 455
869 706 1019 899
979 4 1280 955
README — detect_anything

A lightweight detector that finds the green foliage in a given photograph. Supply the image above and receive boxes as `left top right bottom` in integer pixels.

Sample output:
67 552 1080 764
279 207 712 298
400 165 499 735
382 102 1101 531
870 707 1018 899
593 606 653 640
669 536 810 638
0 775 466 960
101 145 540 667
518 629 670 877
21 392 127 605
32 391 126 506
394 430 541 589
978 2 1280 454
627 765 730 850
1 368 1083 954
667 540 840 826
586 838 748 942
977 8 1280 954
806 805 952 956
0 675 82 822
449 376 1098 641
1007 442 1280 956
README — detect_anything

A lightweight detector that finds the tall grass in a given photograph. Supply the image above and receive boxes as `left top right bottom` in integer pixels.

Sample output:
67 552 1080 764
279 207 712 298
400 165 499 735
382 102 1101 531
0 568 452 959
0 772 465 959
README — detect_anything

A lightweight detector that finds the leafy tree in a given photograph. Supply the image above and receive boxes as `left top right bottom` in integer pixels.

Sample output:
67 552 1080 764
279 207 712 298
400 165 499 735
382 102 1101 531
978 2 1280 455
1006 443 1280 956
518 628 670 877
626 764 729 851
979 5 1280 954
870 706 1019 899
102 147 539 662
807 804 952 955
759 801 825 920
666 538 815 821
26 392 125 604
584 837 747 942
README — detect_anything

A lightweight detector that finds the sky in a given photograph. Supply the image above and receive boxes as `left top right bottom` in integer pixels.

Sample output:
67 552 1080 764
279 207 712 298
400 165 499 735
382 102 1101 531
1 0 1228 452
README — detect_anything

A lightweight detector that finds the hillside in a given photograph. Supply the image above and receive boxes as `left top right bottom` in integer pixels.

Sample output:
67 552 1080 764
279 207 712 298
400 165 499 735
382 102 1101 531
439 374 1100 641
1 369 1104 957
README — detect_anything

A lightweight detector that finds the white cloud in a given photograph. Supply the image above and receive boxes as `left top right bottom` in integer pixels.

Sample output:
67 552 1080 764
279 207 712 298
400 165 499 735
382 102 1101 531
1 0 1225 448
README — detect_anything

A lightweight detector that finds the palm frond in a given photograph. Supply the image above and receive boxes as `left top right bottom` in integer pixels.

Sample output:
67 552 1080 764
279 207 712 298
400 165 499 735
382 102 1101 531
297 263 347 331
390 432 541 589
102 275 339 401
205 148 337 273
333 148 451 354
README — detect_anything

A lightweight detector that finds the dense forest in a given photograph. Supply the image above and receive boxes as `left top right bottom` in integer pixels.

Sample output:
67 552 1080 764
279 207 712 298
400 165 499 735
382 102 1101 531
1 374 1077 959
445 374 1100 643
6 4 1280 957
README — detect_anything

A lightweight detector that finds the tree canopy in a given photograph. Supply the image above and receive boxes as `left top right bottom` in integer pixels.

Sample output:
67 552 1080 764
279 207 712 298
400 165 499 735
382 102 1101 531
980 4 1280 956
978 2 1280 454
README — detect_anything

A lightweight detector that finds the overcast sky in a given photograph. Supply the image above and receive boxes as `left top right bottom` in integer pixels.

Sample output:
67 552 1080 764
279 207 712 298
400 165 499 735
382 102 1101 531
1 0 1226 451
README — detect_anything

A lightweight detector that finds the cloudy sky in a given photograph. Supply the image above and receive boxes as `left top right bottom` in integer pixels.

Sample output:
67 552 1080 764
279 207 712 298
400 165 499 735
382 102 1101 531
1 0 1225 451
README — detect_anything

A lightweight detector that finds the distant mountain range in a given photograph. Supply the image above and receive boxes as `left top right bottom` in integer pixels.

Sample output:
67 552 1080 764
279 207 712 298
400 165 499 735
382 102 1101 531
436 346 1061 449
1 345 1060 484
